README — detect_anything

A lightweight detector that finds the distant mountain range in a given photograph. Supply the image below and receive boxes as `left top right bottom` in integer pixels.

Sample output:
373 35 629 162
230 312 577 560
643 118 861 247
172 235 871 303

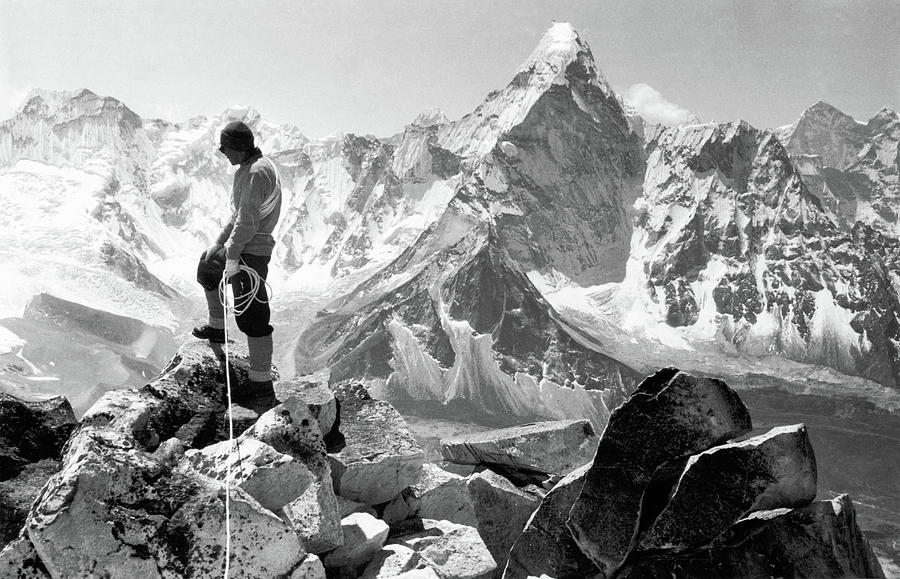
0 23 897 424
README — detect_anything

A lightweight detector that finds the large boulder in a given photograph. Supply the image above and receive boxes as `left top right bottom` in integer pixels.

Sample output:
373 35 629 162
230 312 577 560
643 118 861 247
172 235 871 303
639 423 817 551
276 379 338 437
282 480 343 553
25 427 304 578
393 519 497 579
619 495 885 578
465 469 541 573
440 419 598 478
328 383 424 504
567 368 752 576
503 464 599 579
241 396 330 475
182 437 315 512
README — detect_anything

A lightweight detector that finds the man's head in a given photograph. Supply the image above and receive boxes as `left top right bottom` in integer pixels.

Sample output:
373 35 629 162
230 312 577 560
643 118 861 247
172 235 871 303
219 120 255 165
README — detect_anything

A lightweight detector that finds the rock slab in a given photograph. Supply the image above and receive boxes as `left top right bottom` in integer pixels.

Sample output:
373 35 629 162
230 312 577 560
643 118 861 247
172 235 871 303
440 419 598 477
619 495 885 578
640 423 817 551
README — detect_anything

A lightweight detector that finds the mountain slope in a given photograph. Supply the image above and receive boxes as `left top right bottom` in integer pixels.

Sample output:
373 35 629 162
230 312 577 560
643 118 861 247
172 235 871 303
621 120 900 389
778 102 900 237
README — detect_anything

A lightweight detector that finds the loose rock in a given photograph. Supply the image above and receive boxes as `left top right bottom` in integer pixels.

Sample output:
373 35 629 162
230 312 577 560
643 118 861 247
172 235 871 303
183 437 315 513
466 469 541 572
328 387 423 504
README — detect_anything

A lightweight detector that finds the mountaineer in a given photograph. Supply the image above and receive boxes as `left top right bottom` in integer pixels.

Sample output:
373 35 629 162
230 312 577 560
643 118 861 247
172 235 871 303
193 120 281 400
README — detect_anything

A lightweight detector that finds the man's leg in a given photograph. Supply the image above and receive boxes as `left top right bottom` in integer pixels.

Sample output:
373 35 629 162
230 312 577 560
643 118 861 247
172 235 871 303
232 254 273 383
194 249 226 342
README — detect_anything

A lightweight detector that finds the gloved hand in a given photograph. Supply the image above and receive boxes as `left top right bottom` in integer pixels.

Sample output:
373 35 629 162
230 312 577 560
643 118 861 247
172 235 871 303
223 259 241 280
202 243 223 262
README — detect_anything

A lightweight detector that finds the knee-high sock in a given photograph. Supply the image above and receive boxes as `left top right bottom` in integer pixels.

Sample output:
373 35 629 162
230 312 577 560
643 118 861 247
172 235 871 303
205 289 225 328
247 334 273 382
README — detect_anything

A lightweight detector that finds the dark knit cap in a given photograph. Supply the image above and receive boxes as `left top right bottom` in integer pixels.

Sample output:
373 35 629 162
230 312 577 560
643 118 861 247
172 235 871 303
220 120 255 151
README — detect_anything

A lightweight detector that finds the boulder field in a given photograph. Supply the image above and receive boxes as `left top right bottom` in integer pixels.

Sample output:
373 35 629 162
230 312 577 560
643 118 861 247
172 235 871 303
0 344 884 578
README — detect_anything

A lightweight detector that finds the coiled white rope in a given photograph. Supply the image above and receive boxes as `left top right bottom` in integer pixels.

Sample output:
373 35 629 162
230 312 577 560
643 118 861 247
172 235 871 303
218 261 273 579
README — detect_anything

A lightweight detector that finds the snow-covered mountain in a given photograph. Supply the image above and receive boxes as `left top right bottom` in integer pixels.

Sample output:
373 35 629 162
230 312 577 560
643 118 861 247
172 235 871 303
290 22 645 424
777 101 900 238
598 119 900 391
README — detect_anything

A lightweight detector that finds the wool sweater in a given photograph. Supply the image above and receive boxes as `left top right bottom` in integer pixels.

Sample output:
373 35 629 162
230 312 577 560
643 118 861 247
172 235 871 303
216 151 282 260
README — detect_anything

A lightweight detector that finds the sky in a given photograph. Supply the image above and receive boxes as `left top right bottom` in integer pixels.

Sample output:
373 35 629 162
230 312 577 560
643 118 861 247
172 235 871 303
1 0 898 138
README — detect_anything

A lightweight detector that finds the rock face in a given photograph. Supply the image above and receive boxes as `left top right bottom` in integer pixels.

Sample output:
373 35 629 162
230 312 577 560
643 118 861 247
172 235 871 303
0 393 76 481
567 368 753 574
440 419 598 478
778 101 899 238
0 535 51 578
634 118 900 389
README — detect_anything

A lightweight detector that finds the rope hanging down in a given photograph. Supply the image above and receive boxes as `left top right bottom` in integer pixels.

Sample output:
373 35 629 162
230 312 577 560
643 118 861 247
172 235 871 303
218 262 273 579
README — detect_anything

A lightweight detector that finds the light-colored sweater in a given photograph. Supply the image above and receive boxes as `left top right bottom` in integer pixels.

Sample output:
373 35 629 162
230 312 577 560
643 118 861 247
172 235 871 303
216 151 282 260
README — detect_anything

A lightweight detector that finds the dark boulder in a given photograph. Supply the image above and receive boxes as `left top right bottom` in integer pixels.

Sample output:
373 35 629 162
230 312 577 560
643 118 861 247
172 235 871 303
567 368 752 575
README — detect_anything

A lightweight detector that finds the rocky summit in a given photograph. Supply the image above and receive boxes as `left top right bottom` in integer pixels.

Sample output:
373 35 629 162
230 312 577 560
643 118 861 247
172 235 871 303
0 354 883 578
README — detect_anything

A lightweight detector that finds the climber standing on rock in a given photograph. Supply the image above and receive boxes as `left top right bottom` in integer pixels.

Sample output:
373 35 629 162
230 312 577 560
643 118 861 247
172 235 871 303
193 120 281 400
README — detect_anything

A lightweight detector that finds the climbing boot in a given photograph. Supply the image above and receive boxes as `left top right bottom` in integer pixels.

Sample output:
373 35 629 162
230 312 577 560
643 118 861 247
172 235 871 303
192 325 226 344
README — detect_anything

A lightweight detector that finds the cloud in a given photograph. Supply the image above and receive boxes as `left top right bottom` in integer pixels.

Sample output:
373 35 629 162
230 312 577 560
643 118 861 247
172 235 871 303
623 83 695 126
